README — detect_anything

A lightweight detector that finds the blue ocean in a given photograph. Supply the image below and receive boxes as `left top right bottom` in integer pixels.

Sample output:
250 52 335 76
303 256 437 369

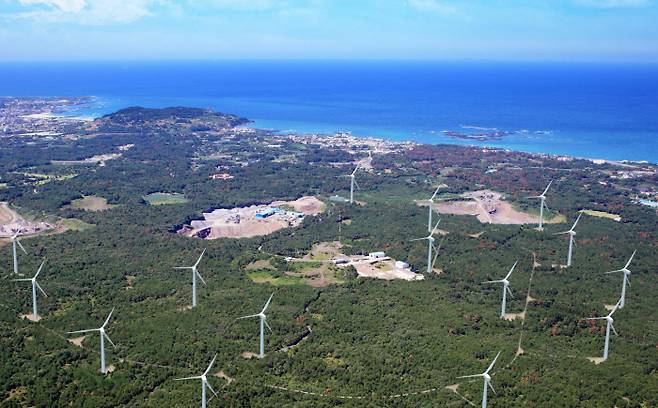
1 61 657 163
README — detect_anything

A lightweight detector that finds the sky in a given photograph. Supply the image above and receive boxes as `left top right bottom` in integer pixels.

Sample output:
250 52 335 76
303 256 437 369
1 0 658 62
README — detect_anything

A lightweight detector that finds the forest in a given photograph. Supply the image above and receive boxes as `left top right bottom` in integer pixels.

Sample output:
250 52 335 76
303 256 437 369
0 107 656 407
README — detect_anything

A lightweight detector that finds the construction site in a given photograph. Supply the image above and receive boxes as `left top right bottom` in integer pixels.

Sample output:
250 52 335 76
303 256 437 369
177 196 326 239
429 190 564 225
0 202 53 238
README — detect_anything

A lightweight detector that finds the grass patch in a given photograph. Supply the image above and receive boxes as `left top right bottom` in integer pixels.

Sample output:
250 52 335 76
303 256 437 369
143 192 189 206
67 196 116 212
581 209 621 222
247 272 303 286
60 218 95 231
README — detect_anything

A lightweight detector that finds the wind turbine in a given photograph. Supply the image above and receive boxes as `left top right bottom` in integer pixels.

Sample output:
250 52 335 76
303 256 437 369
348 164 360 204
174 249 207 308
67 308 116 374
604 250 636 309
555 213 582 267
175 354 219 408
527 180 553 230
236 293 274 358
410 220 441 274
458 351 501 408
9 230 27 275
13 260 47 320
484 261 517 318
584 299 621 362
427 186 441 233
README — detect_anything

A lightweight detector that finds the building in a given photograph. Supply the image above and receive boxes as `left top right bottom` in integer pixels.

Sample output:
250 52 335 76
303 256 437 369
255 208 276 219
369 251 386 259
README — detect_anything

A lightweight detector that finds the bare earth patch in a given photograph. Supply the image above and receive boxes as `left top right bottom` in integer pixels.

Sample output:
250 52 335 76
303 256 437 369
349 257 424 281
0 202 54 238
246 260 276 271
20 314 41 322
241 351 258 359
68 336 86 347
425 190 562 225
178 196 325 239
587 357 605 365
445 384 459 393
604 304 617 311
504 312 526 321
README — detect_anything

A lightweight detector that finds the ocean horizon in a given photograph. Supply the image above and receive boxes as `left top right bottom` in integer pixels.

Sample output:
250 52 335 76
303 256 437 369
1 61 657 163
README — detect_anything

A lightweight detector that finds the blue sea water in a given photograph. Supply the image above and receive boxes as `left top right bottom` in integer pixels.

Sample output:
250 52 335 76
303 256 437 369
1 61 657 163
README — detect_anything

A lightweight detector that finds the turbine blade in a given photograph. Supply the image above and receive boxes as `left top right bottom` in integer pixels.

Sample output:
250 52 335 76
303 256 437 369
16 239 28 255
353 179 361 191
12 230 20 240
173 266 193 270
409 238 426 242
430 219 442 236
604 269 623 274
504 261 518 280
206 381 219 397
236 314 260 320
194 249 207 268
34 259 46 279
570 213 582 231
203 353 218 376
526 195 541 199
196 271 207 286
102 307 115 329
104 332 116 348
554 231 570 235
542 180 553 196
610 299 622 315
487 379 497 395
483 280 503 284
261 293 274 313
264 319 273 332
610 323 618 336
66 328 98 335
625 275 630 287
506 285 514 299
36 281 47 297
584 317 605 321
430 186 441 200
457 374 483 379
431 246 440 270
12 278 32 282
485 351 501 374
624 250 636 269
351 164 359 175
174 375 202 381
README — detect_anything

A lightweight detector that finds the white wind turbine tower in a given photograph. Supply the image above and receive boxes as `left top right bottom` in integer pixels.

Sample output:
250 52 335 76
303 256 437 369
410 220 441 274
427 186 441 233
604 250 636 309
458 351 501 408
555 213 582 267
527 180 553 230
236 293 274 358
13 260 47 320
174 249 207 308
9 230 27 275
175 354 219 408
584 299 621 362
67 308 116 374
484 261 517 318
348 164 360 204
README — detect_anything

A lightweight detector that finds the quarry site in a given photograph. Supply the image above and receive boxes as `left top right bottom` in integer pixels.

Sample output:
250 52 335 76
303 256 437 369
424 190 565 225
177 196 326 239
0 202 54 238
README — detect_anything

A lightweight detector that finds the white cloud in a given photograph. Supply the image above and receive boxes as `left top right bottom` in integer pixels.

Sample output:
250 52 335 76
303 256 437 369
10 0 160 24
407 0 456 14
573 0 651 8
20 0 86 13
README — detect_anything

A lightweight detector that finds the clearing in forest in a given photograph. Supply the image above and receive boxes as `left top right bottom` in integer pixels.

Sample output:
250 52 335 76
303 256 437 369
425 190 564 225
581 209 621 222
178 196 326 239
143 192 189 206
66 196 116 211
